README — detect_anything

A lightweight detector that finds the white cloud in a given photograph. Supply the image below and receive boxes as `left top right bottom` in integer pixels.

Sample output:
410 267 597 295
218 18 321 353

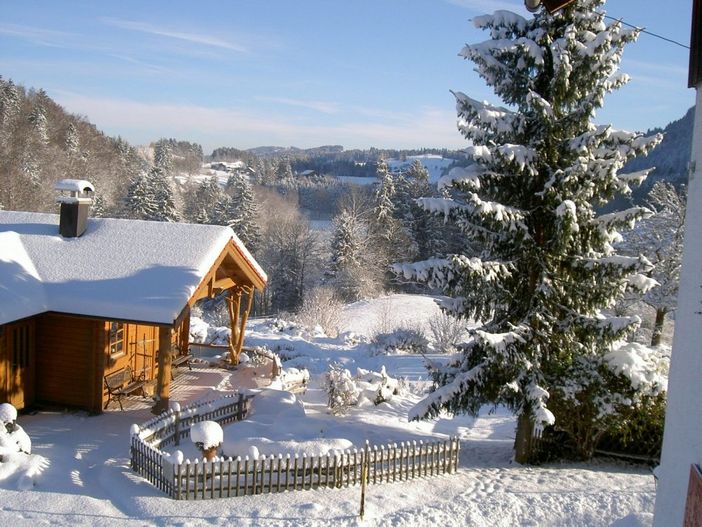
255 97 341 114
52 92 466 151
100 18 249 53
0 23 73 47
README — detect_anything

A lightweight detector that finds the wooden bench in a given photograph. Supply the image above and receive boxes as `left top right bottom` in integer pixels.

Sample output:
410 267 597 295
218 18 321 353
104 365 147 411
171 352 193 379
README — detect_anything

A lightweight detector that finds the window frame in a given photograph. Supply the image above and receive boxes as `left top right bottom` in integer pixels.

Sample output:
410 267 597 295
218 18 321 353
108 321 125 358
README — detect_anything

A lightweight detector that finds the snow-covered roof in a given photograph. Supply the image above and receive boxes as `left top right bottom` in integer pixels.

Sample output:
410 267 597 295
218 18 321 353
0 211 266 326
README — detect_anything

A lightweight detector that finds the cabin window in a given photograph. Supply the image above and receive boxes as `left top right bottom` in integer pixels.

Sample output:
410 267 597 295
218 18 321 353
109 322 125 357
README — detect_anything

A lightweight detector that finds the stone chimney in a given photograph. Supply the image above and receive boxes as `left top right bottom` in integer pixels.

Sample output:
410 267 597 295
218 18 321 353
54 179 94 238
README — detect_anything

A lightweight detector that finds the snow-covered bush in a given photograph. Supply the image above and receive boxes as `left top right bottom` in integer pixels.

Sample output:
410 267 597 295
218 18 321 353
267 317 304 336
324 363 360 414
293 286 343 338
324 364 401 414
189 315 231 345
548 343 668 460
428 312 465 353
190 420 223 460
356 366 400 406
372 328 429 355
0 403 31 459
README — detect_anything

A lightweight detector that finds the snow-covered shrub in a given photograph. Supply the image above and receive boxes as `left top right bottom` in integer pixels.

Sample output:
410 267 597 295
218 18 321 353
324 364 401 413
272 343 299 362
428 312 465 353
294 286 342 338
189 315 231 345
601 392 666 461
372 328 429 355
190 420 223 460
356 366 400 405
267 318 304 336
338 331 367 346
324 363 360 414
0 403 31 459
547 343 668 460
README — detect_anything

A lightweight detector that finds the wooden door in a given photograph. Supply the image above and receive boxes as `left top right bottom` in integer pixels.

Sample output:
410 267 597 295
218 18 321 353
5 320 35 409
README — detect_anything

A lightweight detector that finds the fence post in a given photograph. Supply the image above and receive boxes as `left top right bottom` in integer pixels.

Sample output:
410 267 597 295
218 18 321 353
174 409 181 447
360 441 370 520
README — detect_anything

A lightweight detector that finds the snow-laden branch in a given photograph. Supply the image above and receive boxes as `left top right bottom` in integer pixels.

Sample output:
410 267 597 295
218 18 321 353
409 364 484 421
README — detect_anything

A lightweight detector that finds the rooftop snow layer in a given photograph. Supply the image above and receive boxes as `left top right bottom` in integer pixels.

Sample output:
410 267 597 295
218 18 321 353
0 211 262 325
54 179 95 193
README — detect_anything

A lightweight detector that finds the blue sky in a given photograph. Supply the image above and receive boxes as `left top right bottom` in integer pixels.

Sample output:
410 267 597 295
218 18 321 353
0 0 694 154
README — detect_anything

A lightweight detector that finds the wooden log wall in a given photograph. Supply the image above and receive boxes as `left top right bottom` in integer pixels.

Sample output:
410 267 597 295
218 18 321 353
33 314 98 410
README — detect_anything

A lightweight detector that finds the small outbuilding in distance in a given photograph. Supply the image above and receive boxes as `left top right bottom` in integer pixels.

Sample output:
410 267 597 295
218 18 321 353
0 179 266 414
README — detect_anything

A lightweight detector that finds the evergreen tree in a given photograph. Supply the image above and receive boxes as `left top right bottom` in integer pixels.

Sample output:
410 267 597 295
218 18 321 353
275 158 294 185
330 208 378 301
396 2 661 461
370 159 414 268
153 138 173 173
225 173 261 252
123 172 156 220
395 160 437 260
27 103 48 145
147 167 179 222
91 193 106 218
185 176 224 223
64 122 80 156
372 159 396 225
123 167 179 222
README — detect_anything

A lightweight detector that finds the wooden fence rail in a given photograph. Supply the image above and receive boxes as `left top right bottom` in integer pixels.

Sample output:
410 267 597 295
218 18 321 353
130 394 460 500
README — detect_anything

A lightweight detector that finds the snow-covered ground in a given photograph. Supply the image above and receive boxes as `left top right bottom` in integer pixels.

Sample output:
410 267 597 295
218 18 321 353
0 294 656 526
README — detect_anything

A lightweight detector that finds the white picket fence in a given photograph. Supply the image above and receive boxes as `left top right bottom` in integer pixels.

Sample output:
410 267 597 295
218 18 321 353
130 394 461 500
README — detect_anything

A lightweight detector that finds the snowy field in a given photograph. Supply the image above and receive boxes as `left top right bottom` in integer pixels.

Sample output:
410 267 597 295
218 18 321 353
0 294 655 526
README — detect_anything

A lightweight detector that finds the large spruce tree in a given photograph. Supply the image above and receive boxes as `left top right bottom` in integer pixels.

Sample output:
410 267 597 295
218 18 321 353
396 1 661 461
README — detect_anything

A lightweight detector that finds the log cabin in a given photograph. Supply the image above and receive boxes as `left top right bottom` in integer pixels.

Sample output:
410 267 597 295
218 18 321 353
0 179 266 414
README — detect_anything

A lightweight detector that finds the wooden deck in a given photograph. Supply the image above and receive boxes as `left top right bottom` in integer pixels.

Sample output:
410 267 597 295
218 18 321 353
105 361 274 412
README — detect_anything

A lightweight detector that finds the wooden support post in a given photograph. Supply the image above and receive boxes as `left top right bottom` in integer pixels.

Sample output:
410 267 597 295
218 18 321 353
360 441 370 519
235 287 254 362
152 325 173 415
227 288 242 365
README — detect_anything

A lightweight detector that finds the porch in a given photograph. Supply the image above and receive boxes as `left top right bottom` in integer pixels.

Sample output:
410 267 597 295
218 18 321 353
104 360 275 412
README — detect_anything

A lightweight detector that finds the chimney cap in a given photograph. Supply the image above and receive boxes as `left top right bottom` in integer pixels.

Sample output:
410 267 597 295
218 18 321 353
54 179 95 194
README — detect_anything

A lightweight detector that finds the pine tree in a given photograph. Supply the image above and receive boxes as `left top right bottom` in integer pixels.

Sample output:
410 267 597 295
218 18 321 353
275 159 294 185
185 176 224 223
153 139 173 173
330 209 376 301
148 167 179 222
123 172 156 220
123 167 179 222
27 104 48 145
370 159 414 268
64 122 80 156
225 173 261 252
396 2 661 461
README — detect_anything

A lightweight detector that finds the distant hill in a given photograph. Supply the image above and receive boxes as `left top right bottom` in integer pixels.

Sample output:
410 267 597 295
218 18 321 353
0 77 146 214
625 106 694 200
246 145 344 158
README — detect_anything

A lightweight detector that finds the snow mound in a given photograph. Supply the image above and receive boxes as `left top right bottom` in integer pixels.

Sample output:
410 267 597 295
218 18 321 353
249 389 306 422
